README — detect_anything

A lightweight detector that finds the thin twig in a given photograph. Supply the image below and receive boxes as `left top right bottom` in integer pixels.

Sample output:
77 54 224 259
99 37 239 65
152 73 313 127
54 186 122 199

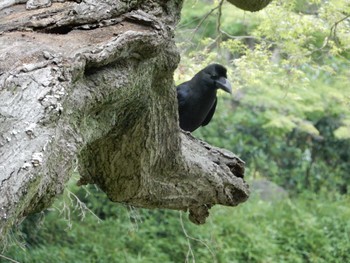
220 30 261 41
66 189 102 223
330 14 350 46
216 0 224 49
179 212 217 263
127 205 142 232
189 4 221 42
311 14 350 54
180 211 195 263
204 34 221 51
0 254 21 263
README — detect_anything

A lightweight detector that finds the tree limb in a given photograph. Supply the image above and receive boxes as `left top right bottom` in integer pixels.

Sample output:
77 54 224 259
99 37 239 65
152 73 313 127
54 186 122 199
0 0 249 242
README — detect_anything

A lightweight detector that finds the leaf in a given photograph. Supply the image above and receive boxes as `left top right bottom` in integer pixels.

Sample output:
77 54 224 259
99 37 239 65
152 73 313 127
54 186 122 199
296 120 320 136
334 126 350 140
263 115 296 133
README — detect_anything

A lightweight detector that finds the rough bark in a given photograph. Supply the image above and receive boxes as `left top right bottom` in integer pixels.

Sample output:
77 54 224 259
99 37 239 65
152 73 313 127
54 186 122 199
0 0 255 242
227 0 273 12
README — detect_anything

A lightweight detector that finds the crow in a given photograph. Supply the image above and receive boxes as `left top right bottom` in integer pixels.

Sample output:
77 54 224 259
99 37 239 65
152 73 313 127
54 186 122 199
176 64 232 132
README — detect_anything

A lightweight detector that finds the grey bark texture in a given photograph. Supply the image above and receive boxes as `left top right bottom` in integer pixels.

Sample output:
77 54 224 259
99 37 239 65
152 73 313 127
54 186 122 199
227 0 273 12
0 0 255 242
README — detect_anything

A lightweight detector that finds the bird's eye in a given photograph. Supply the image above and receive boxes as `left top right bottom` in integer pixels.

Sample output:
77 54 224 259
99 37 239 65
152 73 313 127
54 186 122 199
211 74 219 80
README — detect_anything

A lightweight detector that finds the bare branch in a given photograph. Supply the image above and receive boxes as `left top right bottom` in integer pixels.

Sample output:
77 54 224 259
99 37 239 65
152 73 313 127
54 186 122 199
180 211 217 263
0 254 21 263
216 0 224 49
188 3 222 43
0 0 248 240
66 190 102 223
310 14 350 54
330 14 350 46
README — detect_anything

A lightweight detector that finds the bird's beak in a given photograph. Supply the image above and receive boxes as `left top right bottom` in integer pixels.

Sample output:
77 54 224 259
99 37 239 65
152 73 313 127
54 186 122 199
215 77 232 94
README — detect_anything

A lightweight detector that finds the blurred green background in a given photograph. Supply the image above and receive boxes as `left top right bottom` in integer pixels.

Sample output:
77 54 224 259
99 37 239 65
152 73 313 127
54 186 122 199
3 0 350 262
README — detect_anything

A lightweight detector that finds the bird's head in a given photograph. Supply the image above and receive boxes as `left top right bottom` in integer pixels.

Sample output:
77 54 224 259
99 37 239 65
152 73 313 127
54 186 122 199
202 64 232 94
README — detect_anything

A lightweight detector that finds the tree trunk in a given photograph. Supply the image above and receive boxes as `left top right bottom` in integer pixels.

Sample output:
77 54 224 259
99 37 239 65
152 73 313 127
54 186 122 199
0 0 252 242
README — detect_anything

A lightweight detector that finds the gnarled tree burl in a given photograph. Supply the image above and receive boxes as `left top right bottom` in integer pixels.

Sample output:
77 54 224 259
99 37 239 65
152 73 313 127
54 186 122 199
0 0 272 241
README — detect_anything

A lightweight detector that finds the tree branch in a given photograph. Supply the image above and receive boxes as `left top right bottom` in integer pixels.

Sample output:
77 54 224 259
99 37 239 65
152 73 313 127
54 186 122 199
0 0 249 241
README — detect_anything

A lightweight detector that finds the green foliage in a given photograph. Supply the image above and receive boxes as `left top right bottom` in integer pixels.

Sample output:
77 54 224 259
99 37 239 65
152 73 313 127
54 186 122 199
177 0 350 194
211 193 350 263
4 188 350 262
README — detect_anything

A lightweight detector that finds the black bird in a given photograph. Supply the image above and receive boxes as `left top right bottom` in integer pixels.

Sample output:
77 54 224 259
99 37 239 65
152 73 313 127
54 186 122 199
176 64 232 132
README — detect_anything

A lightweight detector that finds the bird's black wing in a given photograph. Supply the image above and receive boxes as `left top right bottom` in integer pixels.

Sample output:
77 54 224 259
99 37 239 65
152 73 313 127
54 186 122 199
176 82 189 108
201 97 217 127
